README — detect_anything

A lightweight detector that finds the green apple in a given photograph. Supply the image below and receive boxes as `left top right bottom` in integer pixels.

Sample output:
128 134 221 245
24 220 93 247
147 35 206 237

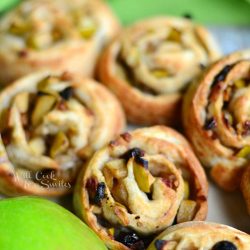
0 196 107 250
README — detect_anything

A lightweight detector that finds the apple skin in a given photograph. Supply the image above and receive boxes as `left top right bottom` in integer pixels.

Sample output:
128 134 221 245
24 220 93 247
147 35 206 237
0 196 107 250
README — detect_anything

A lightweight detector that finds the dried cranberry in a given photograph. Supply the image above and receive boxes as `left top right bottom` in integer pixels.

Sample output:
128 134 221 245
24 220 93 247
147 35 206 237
121 148 148 168
243 120 250 135
94 182 106 205
121 148 145 161
154 239 167 250
37 91 48 96
204 118 217 130
212 65 234 86
134 157 148 169
59 87 73 100
116 231 144 249
86 178 98 192
120 132 132 142
18 50 28 57
199 63 206 70
130 241 145 250
212 241 237 250
162 175 178 189
85 178 98 202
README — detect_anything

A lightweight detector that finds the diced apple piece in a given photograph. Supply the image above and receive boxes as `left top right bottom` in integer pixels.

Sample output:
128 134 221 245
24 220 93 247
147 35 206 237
37 77 59 97
79 26 96 39
9 21 28 35
108 228 115 236
37 76 69 98
78 18 97 39
105 159 127 179
236 146 250 158
176 200 197 223
168 28 181 42
31 94 56 126
133 162 155 193
151 69 169 78
183 180 190 200
50 132 69 158
234 79 246 89
37 76 57 90
29 137 46 156
13 92 29 113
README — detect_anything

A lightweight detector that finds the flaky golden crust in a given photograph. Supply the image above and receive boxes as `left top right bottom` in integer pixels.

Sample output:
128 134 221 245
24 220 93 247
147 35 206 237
0 71 125 197
98 17 220 125
183 50 250 191
74 126 208 250
0 0 120 85
148 221 250 250
241 165 250 215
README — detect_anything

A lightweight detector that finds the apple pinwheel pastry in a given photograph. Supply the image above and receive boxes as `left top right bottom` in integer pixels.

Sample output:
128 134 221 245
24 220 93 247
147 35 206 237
0 71 125 196
241 166 250 214
74 126 208 250
0 0 119 85
98 17 220 125
183 50 250 191
148 221 250 250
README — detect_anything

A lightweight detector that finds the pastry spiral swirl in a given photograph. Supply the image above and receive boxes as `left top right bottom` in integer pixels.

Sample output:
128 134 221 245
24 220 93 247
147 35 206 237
183 50 250 191
148 221 250 250
74 126 208 250
0 71 125 196
0 0 119 85
98 17 220 125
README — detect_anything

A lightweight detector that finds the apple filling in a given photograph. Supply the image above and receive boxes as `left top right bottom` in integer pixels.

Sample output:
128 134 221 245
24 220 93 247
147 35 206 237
203 61 250 159
0 0 98 51
0 74 94 187
115 21 214 96
85 147 197 250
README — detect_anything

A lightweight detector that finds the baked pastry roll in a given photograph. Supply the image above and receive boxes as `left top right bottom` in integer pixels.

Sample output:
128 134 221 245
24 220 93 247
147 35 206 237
74 126 208 250
0 0 119 85
148 221 250 250
183 50 250 191
0 71 125 196
241 165 250 214
98 17 220 125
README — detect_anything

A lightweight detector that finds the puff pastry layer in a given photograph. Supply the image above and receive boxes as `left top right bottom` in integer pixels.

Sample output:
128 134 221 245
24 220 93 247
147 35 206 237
74 126 208 250
241 165 250 215
148 221 250 250
98 17 220 125
0 71 125 196
0 0 120 85
183 50 250 191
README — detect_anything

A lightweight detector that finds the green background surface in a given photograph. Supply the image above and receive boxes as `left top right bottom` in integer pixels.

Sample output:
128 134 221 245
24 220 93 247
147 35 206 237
0 0 250 25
